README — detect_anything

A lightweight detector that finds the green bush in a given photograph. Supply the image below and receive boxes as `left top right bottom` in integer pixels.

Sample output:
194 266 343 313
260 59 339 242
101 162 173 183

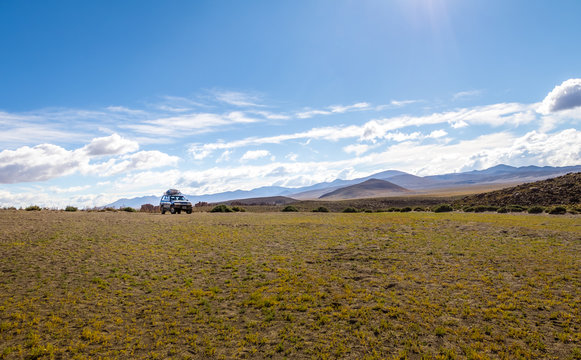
211 205 234 213
473 205 498 213
463 206 475 212
413 207 424 212
342 207 358 213
121 207 136 212
231 206 246 212
388 207 400 212
65 206 78 212
312 206 329 213
25 205 41 211
281 205 298 212
527 206 544 214
497 207 508 213
548 206 567 215
433 204 453 213
506 205 527 212
364 209 373 213
400 207 412 212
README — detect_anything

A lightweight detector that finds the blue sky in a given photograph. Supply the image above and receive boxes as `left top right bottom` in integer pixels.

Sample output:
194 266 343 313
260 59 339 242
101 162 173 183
1 0 580 208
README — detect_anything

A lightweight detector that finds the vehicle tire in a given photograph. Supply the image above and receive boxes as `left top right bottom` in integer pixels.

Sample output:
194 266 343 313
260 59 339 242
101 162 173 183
161 208 166 214
170 206 176 214
186 210 192 214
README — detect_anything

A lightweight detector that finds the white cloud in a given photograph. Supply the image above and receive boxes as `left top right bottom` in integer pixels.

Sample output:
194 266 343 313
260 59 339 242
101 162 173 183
538 78 581 114
249 110 290 120
124 111 260 136
285 153 298 161
427 129 448 138
0 134 178 184
105 106 147 115
97 151 179 176
48 185 92 194
213 90 262 107
217 150 232 163
241 150 271 161
0 144 83 184
188 102 537 160
297 102 371 119
329 102 370 113
81 133 139 156
453 90 482 100
343 144 370 156
296 109 331 119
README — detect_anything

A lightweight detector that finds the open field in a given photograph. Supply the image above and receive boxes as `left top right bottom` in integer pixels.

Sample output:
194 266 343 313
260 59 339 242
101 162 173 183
1 211 580 359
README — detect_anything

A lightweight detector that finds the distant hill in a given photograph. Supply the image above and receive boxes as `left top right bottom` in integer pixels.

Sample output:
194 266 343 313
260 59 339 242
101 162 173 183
454 172 581 207
222 196 297 206
319 179 410 200
102 164 581 208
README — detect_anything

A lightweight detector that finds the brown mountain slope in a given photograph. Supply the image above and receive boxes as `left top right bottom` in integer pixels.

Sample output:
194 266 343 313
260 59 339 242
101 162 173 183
319 178 410 200
454 172 581 207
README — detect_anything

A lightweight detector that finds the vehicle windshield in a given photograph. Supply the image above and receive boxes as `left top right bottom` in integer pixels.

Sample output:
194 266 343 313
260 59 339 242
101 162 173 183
170 196 186 201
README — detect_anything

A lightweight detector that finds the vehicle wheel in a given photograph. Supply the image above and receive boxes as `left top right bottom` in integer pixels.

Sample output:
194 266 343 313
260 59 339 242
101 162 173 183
170 206 176 214
186 210 192 214
161 208 166 214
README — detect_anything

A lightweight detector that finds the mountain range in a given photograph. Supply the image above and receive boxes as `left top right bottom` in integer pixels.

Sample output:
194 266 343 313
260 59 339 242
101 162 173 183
104 164 581 208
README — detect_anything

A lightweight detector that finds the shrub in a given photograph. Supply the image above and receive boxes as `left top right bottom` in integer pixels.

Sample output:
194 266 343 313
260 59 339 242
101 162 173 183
463 206 475 212
400 207 412 212
364 209 373 213
281 205 298 212
433 204 453 213
497 207 508 213
388 207 400 212
140 204 156 212
507 205 527 212
413 207 424 212
25 205 41 211
231 206 246 212
342 207 358 213
548 206 567 215
65 206 78 212
312 206 329 213
473 205 498 213
121 207 136 212
211 205 233 213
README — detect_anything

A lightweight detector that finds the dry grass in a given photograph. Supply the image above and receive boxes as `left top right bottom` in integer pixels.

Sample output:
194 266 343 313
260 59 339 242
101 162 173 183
1 210 580 359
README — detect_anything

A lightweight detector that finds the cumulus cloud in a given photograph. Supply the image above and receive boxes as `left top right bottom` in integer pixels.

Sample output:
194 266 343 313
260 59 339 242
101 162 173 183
538 78 581 114
0 134 178 184
0 144 83 184
241 150 271 161
81 133 139 156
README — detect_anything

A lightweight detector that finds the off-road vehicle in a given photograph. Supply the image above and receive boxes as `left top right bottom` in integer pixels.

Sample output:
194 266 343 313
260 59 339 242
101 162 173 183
160 189 192 214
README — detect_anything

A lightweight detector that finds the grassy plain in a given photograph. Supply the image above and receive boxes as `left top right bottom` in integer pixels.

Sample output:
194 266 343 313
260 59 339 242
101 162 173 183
0 210 580 359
